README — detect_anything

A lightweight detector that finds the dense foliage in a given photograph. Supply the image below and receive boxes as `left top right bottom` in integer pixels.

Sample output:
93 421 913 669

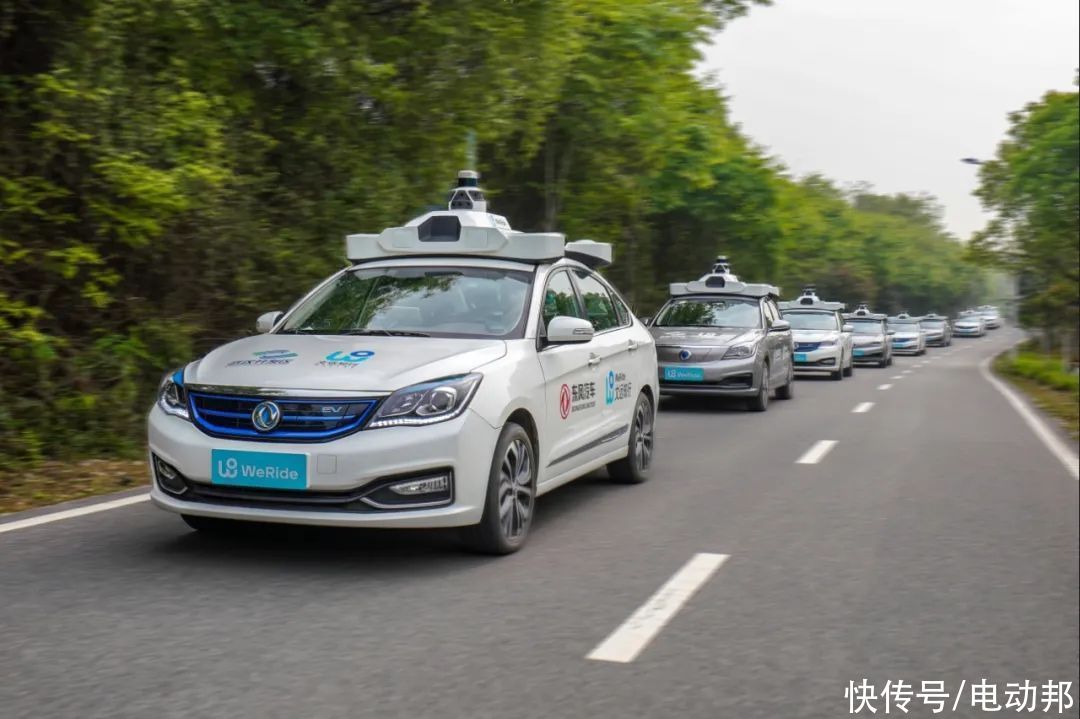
970 81 1079 356
0 0 984 465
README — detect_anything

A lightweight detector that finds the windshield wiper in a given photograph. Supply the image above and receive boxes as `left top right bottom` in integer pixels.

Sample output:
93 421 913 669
338 329 431 337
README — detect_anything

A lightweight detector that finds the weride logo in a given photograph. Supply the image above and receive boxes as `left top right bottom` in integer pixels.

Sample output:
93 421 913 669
227 349 298 367
316 350 375 368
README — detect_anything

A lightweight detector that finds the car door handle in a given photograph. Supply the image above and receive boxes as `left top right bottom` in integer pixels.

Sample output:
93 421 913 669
627 340 639 352
588 354 602 368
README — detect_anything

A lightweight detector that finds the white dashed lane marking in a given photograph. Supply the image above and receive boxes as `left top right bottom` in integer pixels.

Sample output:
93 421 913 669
852 402 875 414
587 553 730 663
796 440 838 465
878 383 893 391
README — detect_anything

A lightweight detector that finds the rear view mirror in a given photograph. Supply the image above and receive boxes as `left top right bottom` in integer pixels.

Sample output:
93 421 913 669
547 316 594 344
256 311 284 334
769 319 791 333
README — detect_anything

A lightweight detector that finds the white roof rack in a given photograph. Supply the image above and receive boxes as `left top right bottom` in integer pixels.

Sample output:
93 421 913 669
565 239 613 269
670 274 780 299
845 308 887 320
345 170 611 266
778 286 846 311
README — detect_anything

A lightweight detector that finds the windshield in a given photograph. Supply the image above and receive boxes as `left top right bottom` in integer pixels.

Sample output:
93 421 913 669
922 319 945 328
888 321 919 332
655 297 762 329
849 320 883 335
781 312 839 330
279 266 532 339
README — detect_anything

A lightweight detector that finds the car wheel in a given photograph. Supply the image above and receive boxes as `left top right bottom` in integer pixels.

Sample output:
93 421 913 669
775 364 795 399
747 365 770 411
843 353 854 377
877 356 888 368
607 392 655 483
181 514 241 534
830 363 843 381
460 422 535 555
887 355 894 366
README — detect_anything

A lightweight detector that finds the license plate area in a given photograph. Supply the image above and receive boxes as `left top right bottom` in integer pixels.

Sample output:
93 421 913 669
662 366 705 382
211 449 307 490
793 352 808 362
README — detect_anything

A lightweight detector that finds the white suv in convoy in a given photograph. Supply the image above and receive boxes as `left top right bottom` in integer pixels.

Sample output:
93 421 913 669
148 173 658 554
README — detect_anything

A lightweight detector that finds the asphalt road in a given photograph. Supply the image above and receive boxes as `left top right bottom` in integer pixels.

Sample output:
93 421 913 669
2 329 1077 719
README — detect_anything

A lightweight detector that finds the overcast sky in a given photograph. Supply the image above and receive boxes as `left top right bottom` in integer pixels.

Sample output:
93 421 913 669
701 0 1079 239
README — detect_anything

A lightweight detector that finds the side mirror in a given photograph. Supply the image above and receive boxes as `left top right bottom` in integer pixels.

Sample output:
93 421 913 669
640 315 654 327
547 316 594 344
842 324 854 333
887 329 896 336
256 311 284 334
769 319 791 333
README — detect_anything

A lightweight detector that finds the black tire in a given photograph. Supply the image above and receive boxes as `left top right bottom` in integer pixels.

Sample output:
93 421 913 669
887 355 894 367
181 514 241 534
775 364 795 399
877 355 888 368
747 365 770 411
607 392 655 483
830 365 843 381
842 354 854 377
460 422 536 555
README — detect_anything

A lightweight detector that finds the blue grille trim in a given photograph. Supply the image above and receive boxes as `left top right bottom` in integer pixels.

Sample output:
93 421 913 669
188 392 379 442
795 342 821 352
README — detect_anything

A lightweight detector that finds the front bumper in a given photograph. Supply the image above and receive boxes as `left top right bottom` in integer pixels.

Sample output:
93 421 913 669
147 404 499 528
925 334 948 346
953 327 982 337
892 340 922 354
657 354 761 397
792 346 841 374
851 344 886 363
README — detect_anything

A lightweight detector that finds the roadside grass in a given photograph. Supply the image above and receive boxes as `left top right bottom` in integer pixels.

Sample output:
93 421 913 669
0 459 148 515
994 344 1080 441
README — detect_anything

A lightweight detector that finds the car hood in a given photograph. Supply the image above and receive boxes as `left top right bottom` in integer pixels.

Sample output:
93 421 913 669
791 330 840 343
893 331 921 339
183 334 507 393
954 321 980 328
650 327 762 347
853 335 886 344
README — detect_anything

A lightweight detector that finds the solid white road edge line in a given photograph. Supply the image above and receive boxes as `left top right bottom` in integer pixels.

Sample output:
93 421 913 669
0 493 149 535
852 402 875 414
979 354 1079 480
796 440 838 465
878 383 893 391
587 553 729 664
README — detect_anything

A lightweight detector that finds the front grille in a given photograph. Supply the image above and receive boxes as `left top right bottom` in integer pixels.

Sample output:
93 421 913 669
660 373 752 389
189 392 379 442
795 342 821 352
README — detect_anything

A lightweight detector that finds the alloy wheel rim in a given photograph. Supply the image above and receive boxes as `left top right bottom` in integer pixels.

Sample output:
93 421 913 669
633 400 654 471
498 438 533 540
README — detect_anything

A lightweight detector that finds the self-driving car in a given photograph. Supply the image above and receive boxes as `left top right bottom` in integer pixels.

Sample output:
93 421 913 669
976 304 1002 329
844 304 894 367
779 286 854 380
148 171 658 554
953 310 987 337
919 313 952 347
648 273 794 411
888 313 927 355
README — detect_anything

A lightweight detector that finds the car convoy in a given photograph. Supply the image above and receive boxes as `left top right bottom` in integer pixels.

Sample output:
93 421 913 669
148 172 1003 553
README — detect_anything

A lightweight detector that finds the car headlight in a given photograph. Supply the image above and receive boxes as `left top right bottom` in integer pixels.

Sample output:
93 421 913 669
368 374 482 428
723 344 756 360
157 369 190 421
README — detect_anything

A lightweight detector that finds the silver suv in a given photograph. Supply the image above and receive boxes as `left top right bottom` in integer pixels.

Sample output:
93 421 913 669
648 274 795 411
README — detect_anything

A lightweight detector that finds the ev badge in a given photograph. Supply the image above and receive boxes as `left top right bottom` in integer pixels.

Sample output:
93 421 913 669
251 401 282 432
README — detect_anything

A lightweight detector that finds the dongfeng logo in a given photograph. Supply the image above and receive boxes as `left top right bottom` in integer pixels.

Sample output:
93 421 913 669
251 401 282 432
